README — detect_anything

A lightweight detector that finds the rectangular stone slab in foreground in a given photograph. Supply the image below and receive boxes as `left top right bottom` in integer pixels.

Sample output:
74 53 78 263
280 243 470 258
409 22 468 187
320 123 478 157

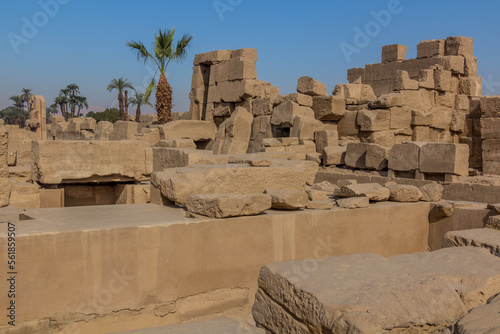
252 247 500 333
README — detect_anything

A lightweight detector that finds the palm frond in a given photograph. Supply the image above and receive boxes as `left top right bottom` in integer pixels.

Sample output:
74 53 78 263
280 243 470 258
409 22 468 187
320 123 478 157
174 33 193 62
144 78 156 104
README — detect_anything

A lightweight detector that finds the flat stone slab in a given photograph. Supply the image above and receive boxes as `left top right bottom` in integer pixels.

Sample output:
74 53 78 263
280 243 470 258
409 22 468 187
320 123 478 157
450 293 500 334
253 247 500 333
443 228 500 257
110 318 265 333
186 193 271 218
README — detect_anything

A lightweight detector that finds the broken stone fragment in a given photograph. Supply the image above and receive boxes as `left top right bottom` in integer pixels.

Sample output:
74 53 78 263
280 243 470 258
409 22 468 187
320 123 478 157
248 159 271 167
436 202 454 217
306 200 332 210
185 193 271 218
297 76 327 96
310 181 338 196
336 183 390 202
336 196 369 209
387 184 423 202
306 189 330 202
265 189 307 210
487 203 500 214
419 183 444 202
486 215 500 231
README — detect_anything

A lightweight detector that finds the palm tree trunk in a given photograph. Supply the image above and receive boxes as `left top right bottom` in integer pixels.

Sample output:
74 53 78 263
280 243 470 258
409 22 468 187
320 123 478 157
118 90 124 121
136 104 141 123
156 72 172 124
124 90 129 121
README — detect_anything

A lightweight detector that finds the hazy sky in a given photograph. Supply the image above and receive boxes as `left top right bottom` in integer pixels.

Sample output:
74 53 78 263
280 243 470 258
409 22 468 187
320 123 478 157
1 0 500 115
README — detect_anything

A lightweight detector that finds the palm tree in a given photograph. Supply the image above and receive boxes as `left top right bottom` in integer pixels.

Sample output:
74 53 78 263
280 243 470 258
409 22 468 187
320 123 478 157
9 95 25 108
129 92 152 123
21 88 32 112
76 96 89 117
107 78 134 121
66 83 80 118
54 93 69 120
127 28 193 124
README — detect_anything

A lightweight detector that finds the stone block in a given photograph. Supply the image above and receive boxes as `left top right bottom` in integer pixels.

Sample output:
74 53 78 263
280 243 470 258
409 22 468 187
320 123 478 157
151 160 318 206
231 48 258 61
186 193 271 218
482 139 500 175
277 137 299 146
459 77 482 97
450 112 466 133
445 36 473 57
322 146 346 166
419 143 469 176
227 57 257 81
158 120 217 141
297 76 327 96
7 150 17 166
271 101 314 127
417 39 445 58
219 79 263 102
306 200 332 210
388 142 425 171
480 96 500 118
306 189 329 201
418 69 435 89
486 215 500 230
332 83 376 100
9 182 40 209
95 121 113 140
109 121 138 140
262 138 282 147
419 183 444 202
344 142 368 169
347 67 365 83
382 44 407 63
411 109 433 126
434 70 452 91
431 107 453 129
212 107 253 154
115 183 150 205
337 183 390 201
454 95 470 111
357 109 390 131
265 189 308 210
247 116 272 153
32 140 153 184
390 106 411 129
193 49 232 65
394 70 418 90
275 93 313 107
464 56 478 77
336 196 369 209
290 116 324 141
153 147 217 171
314 130 338 153
369 93 403 108
155 138 196 149
365 144 389 170
251 97 272 116
360 130 396 147
337 110 359 138
311 95 346 121
387 184 423 202
481 118 500 140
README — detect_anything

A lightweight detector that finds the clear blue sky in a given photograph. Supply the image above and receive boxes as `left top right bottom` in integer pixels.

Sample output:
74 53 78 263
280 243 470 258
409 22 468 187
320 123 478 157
1 0 500 115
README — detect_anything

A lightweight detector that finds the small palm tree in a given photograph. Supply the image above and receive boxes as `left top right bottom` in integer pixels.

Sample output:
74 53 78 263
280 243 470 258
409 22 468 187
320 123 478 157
129 92 152 123
76 96 89 117
65 83 80 118
107 78 134 121
9 95 25 108
127 28 193 124
54 94 69 119
21 88 32 112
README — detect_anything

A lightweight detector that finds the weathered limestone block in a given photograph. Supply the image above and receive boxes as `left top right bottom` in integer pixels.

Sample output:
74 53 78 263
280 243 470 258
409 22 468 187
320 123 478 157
9 182 40 209
306 152 322 164
394 70 418 90
322 146 346 166
253 247 500 333
459 77 482 97
275 93 313 107
455 95 470 112
213 107 253 155
155 138 196 149
486 215 500 231
480 118 500 140
357 109 390 131
419 183 444 202
445 36 474 57
388 142 425 171
306 189 329 202
247 116 272 153
248 159 272 167
219 80 263 102
186 193 271 218
95 121 113 140
369 93 403 108
223 57 257 81
265 189 307 210
411 109 433 126
389 106 411 129
278 137 299 146
344 142 368 169
251 97 272 116
231 48 258 61
297 76 327 96
431 107 453 129
387 184 423 202
480 96 500 118
152 147 217 171
271 101 314 127
365 144 389 170
443 229 500 258
314 130 338 154
418 69 435 89
193 49 232 65
419 143 469 176
337 110 359 138
109 121 138 140
310 181 338 195
336 196 369 209
290 116 324 141
434 70 452 92
32 141 153 184
417 39 445 58
336 183 390 201
306 200 332 210
450 293 500 334
464 55 478 77
312 95 346 121
139 114 158 123
151 161 318 206
262 138 282 147
332 83 376 100
382 44 407 63
158 120 217 141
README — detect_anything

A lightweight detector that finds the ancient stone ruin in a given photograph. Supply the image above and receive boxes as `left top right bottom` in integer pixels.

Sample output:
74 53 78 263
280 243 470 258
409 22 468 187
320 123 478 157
1 36 500 334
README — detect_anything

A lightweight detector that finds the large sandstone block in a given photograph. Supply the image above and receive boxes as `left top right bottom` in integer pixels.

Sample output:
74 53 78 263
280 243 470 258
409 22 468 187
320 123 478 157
297 76 327 96
337 110 359 138
388 142 425 171
271 101 314 127
312 96 346 121
419 143 469 176
445 36 474 57
344 142 368 169
382 44 407 63
95 121 113 140
219 79 263 102
151 160 318 206
152 147 217 171
253 247 500 333
9 182 40 209
213 107 253 154
290 116 323 141
389 106 411 129
315 130 338 153
215 57 257 82
193 49 232 65
265 189 308 210
322 146 346 166
394 70 418 90
387 184 423 202
32 141 153 184
482 139 500 175
186 193 271 218
109 121 138 140
480 118 500 140
480 96 500 118
443 228 500 258
418 69 435 89
357 109 390 131
459 77 482 97
275 93 313 107
434 70 452 91
158 120 217 141
417 39 445 58
337 183 390 201
332 84 376 100
365 144 389 170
